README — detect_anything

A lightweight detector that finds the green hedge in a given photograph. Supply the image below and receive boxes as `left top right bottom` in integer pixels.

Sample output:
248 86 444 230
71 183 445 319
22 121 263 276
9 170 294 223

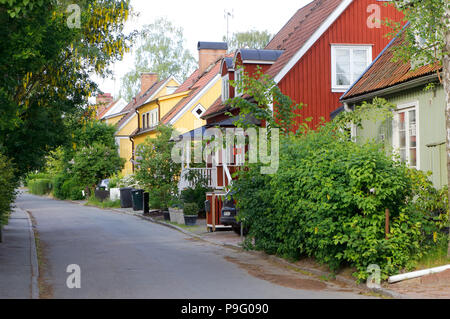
53 174 84 200
28 178 53 195
232 128 448 282
0 153 17 226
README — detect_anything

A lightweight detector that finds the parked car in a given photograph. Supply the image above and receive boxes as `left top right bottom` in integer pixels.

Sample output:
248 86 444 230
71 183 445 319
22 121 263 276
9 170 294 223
220 194 248 235
97 179 110 190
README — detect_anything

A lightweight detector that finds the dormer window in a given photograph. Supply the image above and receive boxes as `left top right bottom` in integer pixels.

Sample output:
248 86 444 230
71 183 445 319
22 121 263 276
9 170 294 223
222 74 229 102
235 68 243 96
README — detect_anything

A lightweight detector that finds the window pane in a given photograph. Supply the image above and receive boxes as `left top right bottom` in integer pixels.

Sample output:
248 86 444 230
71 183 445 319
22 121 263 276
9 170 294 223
352 49 368 81
409 110 416 147
410 148 417 167
399 112 405 130
400 149 406 162
399 130 406 148
336 49 350 74
336 74 350 86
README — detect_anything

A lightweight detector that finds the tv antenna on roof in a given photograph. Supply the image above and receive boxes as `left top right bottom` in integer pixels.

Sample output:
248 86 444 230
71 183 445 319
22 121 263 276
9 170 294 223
224 9 234 44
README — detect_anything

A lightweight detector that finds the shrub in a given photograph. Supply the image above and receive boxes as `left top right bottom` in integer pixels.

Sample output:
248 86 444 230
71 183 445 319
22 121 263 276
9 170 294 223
53 174 84 200
232 128 447 282
28 178 53 195
183 203 199 216
25 172 52 187
135 125 181 210
181 185 208 214
0 153 17 225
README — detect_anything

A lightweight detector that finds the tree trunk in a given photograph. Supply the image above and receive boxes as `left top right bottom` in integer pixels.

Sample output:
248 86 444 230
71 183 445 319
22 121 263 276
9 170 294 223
445 27 450 257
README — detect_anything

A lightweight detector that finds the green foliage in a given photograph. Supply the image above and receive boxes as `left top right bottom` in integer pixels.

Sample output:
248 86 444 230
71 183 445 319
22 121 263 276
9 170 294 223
233 123 448 281
120 17 196 101
86 195 121 209
183 203 199 216
385 0 449 70
228 66 309 135
0 0 135 176
0 152 17 225
224 30 272 51
135 125 181 210
52 174 84 200
28 178 53 195
72 142 125 190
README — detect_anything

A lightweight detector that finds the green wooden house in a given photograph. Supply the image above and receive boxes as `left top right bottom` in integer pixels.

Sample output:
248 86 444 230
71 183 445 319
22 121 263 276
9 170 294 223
335 33 445 188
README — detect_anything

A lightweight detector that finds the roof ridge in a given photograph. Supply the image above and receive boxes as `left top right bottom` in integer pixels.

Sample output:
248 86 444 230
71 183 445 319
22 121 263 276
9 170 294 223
280 0 324 49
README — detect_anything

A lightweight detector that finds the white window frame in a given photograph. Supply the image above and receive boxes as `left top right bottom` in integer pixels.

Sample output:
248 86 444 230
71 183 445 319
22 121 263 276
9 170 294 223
235 68 243 97
142 109 159 129
331 45 372 92
222 74 229 102
191 104 206 120
392 101 420 169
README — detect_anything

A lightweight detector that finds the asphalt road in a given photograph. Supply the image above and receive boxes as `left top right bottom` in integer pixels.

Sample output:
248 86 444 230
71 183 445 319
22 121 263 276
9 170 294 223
16 192 369 299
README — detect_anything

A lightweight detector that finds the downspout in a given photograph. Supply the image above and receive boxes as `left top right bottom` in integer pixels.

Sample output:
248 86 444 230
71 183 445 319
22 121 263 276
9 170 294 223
156 100 161 124
129 136 135 173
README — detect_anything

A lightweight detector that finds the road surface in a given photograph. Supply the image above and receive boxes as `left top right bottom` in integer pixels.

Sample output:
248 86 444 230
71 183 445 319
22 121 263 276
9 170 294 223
15 192 369 299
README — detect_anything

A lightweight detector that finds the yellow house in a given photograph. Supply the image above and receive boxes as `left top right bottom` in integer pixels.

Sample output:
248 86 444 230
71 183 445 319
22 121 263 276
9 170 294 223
104 73 181 176
130 42 230 166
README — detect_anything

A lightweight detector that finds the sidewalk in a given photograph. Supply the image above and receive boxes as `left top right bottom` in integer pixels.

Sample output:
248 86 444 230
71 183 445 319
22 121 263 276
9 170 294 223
0 208 38 299
388 269 450 299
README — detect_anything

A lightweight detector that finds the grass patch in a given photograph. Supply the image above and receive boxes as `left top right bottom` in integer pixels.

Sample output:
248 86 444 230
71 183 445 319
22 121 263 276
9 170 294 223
415 239 450 270
86 196 121 209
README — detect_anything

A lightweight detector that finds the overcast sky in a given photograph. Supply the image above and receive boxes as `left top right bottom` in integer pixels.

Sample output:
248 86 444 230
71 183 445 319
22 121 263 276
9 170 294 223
94 0 311 99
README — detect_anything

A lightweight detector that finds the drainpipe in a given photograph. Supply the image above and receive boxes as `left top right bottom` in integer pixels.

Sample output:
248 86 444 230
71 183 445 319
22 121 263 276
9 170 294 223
156 100 161 123
135 109 140 131
130 136 135 173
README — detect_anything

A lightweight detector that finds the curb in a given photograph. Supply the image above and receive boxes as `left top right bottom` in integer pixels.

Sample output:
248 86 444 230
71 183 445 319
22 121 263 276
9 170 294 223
69 200 407 299
23 209 39 299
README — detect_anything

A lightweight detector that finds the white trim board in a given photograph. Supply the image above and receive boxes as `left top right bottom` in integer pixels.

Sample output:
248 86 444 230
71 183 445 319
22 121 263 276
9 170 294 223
273 0 354 84
143 75 181 105
169 74 221 125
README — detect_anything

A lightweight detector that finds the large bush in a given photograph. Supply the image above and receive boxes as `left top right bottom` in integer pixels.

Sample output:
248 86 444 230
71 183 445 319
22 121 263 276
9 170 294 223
135 125 181 210
28 178 53 195
0 153 17 225
232 128 448 281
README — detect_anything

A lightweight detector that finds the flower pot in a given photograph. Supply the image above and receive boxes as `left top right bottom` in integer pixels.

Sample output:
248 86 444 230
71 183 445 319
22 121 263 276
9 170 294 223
163 211 170 221
169 208 184 225
184 215 198 226
110 188 120 201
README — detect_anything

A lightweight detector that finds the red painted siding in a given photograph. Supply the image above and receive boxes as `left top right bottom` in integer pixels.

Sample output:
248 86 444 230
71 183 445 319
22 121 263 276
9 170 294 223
278 0 404 129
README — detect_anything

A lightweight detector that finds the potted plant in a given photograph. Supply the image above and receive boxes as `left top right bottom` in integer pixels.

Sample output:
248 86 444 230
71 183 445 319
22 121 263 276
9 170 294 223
183 202 199 226
169 197 184 224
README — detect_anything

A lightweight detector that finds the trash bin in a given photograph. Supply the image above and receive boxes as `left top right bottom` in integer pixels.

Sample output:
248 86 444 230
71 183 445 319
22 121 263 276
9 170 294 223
131 189 144 211
120 187 133 208
143 192 149 214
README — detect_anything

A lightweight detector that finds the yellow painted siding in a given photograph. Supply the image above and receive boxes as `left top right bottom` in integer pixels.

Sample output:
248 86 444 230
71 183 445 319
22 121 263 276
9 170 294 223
104 114 124 126
118 137 133 176
172 77 221 135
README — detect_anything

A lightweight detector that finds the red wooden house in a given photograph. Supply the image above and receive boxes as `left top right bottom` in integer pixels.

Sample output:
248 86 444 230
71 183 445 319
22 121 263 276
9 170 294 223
196 0 405 231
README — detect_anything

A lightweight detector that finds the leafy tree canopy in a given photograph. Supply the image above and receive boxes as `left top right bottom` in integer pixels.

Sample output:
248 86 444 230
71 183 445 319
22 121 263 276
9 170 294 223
0 0 135 176
224 30 272 52
120 17 196 101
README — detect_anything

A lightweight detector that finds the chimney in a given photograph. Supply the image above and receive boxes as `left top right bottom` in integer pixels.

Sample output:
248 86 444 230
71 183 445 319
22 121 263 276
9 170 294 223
96 93 113 106
140 73 158 95
197 42 228 74
96 93 114 115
